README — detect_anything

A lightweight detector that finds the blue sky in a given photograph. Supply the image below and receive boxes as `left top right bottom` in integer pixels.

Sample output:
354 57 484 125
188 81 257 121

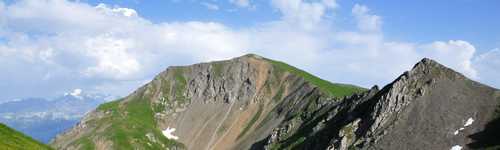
0 0 499 101
82 0 280 26
350 0 500 51
78 0 500 51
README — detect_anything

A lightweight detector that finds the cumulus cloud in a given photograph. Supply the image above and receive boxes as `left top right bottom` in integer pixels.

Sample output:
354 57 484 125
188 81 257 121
82 35 141 80
352 4 382 32
95 3 138 17
0 0 252 99
271 0 337 30
0 0 497 101
420 40 478 78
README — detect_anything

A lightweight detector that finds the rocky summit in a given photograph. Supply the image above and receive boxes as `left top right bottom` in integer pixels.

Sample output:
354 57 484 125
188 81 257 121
50 54 500 150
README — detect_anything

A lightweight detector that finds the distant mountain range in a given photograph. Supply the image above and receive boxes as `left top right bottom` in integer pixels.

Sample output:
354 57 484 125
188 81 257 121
51 54 500 150
0 89 115 143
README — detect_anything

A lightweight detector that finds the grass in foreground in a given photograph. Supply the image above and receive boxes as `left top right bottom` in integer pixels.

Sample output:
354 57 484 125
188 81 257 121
0 123 52 150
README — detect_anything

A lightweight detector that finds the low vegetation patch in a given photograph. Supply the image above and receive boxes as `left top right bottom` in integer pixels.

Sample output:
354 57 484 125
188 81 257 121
0 123 52 150
80 93 185 149
266 59 366 98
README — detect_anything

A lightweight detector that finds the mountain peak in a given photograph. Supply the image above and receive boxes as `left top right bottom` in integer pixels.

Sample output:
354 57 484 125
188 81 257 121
406 57 467 82
239 53 264 59
358 58 500 150
52 54 367 149
412 58 444 70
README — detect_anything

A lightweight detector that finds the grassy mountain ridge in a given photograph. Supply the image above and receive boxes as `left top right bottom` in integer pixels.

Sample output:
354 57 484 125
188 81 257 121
263 56 366 97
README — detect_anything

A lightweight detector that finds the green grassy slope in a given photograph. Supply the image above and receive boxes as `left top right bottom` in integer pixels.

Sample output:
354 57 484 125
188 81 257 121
71 95 185 150
0 123 52 150
264 57 366 98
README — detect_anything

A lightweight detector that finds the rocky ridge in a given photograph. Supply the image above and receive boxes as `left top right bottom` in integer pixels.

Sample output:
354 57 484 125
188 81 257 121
258 58 500 150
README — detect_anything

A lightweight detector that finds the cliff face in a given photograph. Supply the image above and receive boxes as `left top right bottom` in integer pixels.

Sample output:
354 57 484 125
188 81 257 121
50 55 500 150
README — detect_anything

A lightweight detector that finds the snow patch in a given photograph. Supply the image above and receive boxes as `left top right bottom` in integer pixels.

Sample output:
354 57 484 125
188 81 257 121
464 118 474 127
162 127 179 140
453 117 474 135
450 145 462 150
454 127 466 135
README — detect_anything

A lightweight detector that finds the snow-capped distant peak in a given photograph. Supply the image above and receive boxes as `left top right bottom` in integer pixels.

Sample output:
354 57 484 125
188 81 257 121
63 89 84 99
70 89 82 97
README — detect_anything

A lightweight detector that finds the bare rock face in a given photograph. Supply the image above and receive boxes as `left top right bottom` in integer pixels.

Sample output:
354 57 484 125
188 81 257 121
50 55 500 150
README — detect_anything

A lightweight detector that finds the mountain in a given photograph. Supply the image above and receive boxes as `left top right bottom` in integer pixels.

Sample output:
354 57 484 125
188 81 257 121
50 54 500 150
0 90 112 143
259 58 500 150
0 123 52 149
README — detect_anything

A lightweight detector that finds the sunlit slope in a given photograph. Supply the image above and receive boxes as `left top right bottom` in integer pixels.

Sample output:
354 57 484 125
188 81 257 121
0 123 52 150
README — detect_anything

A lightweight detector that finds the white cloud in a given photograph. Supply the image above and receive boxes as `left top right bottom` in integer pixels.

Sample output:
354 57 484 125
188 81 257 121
473 48 500 88
201 2 219 11
82 35 141 80
95 3 138 17
352 4 382 32
271 0 337 30
420 40 478 79
0 0 497 101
